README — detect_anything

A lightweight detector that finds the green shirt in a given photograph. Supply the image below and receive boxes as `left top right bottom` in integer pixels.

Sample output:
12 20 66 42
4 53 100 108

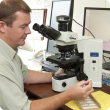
0 39 32 110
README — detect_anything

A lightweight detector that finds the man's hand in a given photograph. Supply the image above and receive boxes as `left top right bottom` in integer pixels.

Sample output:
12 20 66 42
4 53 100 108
54 68 64 76
66 80 94 100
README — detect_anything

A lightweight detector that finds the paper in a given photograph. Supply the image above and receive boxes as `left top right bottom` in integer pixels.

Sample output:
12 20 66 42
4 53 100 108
34 55 43 62
65 91 110 110
102 69 110 77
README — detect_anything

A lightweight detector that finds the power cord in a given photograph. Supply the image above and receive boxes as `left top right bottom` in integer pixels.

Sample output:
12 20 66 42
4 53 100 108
70 17 95 39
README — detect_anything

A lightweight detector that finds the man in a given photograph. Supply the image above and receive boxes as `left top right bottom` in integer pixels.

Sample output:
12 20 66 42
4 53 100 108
0 0 94 110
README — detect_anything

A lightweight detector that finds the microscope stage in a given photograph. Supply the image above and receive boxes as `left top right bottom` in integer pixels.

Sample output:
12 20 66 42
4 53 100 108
46 54 84 68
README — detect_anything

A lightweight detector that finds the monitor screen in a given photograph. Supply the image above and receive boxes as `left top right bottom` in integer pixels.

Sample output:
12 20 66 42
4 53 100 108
46 0 74 54
82 7 110 52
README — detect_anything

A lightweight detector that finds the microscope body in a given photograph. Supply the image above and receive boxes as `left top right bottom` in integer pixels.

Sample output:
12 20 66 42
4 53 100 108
46 31 103 92
33 17 103 92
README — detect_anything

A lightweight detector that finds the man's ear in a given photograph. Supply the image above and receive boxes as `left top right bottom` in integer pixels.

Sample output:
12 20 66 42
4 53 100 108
0 21 6 33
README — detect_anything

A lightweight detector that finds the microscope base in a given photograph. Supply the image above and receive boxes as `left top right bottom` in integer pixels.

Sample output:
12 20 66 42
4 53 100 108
52 76 78 92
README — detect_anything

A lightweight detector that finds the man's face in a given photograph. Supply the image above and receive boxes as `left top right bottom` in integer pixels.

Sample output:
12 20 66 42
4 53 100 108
4 11 31 49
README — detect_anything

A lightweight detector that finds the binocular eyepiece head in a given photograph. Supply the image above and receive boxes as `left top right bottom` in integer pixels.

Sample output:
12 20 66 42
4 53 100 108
33 15 71 39
33 23 61 40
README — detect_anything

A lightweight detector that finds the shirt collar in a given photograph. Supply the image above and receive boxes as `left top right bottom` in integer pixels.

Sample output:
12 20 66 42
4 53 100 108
0 39 18 60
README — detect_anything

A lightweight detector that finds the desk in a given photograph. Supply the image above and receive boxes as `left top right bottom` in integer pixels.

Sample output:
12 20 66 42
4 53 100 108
24 83 110 110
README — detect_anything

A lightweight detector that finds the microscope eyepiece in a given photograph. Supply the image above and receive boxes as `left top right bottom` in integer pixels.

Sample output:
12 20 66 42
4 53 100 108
33 23 61 40
40 25 48 33
33 23 40 32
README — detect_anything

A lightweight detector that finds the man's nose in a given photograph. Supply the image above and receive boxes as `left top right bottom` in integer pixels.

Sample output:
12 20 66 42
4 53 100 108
25 26 31 34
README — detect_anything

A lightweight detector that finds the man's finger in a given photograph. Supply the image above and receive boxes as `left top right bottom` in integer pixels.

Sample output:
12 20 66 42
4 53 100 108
83 80 93 92
86 88 94 96
79 80 89 87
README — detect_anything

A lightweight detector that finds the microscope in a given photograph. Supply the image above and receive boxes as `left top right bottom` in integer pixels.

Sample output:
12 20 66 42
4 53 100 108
33 15 103 92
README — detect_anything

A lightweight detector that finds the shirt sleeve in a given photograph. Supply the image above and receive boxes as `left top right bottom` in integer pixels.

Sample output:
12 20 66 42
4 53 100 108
0 75 32 110
17 56 29 83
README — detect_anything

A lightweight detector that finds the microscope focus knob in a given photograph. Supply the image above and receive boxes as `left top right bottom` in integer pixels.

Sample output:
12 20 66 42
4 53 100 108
62 82 66 87
77 72 88 81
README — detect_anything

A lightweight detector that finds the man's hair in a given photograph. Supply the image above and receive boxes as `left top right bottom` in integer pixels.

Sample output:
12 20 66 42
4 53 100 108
0 0 31 27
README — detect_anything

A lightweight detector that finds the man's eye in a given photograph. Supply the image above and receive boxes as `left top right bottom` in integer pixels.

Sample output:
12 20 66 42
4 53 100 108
21 27 25 29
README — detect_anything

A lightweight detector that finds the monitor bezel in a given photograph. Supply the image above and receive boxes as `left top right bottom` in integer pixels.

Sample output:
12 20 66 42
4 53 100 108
82 7 110 36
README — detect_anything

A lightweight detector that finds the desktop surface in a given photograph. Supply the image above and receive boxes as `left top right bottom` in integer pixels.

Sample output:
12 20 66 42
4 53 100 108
24 83 110 110
24 83 72 110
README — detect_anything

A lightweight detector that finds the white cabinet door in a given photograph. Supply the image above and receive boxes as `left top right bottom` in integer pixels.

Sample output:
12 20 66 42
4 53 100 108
72 0 105 36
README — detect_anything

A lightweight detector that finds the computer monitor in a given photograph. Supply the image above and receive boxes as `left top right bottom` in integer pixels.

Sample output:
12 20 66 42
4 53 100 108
82 7 110 52
82 7 110 70
46 0 74 54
